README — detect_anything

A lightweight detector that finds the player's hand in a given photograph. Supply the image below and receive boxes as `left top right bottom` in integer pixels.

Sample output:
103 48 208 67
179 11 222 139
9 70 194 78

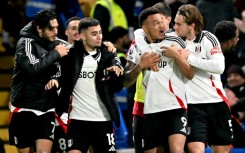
225 88 238 106
103 41 116 53
150 65 159 72
55 43 69 57
179 48 190 60
238 112 245 120
106 65 123 76
139 52 160 70
45 79 59 90
161 43 180 58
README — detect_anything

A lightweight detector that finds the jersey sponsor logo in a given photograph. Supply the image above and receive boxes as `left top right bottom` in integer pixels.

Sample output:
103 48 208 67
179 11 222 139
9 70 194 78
210 46 222 55
79 71 96 79
158 61 167 68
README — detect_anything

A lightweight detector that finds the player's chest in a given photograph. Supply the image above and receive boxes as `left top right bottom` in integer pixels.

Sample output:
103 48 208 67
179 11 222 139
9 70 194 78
186 43 207 59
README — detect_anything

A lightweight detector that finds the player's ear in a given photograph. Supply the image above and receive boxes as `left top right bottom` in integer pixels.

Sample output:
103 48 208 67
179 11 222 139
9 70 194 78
167 16 171 24
190 23 195 31
65 30 68 36
142 24 145 30
80 33 85 41
37 26 42 34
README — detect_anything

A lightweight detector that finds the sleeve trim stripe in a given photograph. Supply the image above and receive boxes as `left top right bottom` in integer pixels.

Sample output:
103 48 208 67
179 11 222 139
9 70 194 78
25 38 40 64
203 32 219 47
165 35 186 48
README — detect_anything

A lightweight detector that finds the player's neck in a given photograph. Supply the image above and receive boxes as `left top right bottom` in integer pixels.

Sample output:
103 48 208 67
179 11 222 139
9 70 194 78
186 31 196 41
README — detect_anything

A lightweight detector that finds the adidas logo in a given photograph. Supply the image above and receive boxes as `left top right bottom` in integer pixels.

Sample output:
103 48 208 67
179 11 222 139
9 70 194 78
50 134 54 139
108 146 116 151
180 127 186 133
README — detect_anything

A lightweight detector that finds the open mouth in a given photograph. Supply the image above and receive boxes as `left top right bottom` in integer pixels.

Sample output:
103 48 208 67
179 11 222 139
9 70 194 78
75 35 80 40
160 30 165 36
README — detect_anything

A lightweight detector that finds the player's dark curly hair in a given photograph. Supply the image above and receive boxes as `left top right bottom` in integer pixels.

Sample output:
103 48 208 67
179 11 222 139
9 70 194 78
32 9 58 30
214 21 237 43
138 7 160 28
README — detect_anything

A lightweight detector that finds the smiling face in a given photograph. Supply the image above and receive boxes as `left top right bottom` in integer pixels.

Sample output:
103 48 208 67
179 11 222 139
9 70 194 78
80 25 102 51
65 19 81 44
227 73 245 88
142 13 166 42
37 19 59 42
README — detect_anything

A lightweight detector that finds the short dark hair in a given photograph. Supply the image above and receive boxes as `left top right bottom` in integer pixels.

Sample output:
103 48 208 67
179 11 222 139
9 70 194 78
153 2 171 17
214 21 237 43
138 7 160 27
32 9 58 30
78 17 100 33
109 26 128 43
65 16 81 29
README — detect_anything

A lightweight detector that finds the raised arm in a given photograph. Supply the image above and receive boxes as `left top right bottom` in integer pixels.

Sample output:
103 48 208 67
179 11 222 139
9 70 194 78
16 38 68 75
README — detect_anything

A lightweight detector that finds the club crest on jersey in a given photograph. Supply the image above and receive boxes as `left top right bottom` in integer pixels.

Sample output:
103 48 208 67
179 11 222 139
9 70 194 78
68 139 73 147
128 48 134 55
195 46 201 53
127 55 133 60
210 46 222 55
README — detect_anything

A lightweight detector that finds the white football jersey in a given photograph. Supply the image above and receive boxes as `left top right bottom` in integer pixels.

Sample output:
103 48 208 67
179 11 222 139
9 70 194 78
70 51 111 121
185 31 228 104
127 32 187 114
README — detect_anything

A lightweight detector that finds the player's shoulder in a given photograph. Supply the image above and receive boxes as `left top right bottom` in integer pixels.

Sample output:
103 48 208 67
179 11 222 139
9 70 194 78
200 30 217 39
165 30 176 36
127 40 140 54
198 30 219 47
128 40 137 49
165 33 186 48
